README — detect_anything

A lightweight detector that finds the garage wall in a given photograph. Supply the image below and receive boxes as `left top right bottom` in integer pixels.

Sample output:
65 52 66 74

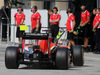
31 1 43 9
0 0 4 9
55 2 68 13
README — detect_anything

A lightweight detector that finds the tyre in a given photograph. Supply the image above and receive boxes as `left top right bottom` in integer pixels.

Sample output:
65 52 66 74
56 47 70 69
5 46 19 69
72 45 84 66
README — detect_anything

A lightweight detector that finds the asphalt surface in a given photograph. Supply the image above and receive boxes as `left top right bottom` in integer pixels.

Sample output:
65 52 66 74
0 44 100 75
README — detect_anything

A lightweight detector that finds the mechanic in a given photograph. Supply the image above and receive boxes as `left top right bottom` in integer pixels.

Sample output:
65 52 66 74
14 7 25 46
92 8 99 53
48 9 53 30
66 8 76 49
80 5 91 52
49 7 61 43
93 8 98 28
48 9 53 16
31 6 41 33
93 8 100 54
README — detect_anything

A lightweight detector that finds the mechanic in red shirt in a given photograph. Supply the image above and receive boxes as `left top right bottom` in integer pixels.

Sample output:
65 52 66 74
66 8 76 48
14 7 25 45
49 7 61 42
48 9 53 16
92 8 98 53
93 8 99 28
31 6 41 33
93 8 100 54
48 9 53 29
80 5 91 52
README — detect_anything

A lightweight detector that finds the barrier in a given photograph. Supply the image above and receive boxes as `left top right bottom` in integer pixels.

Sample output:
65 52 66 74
0 24 67 45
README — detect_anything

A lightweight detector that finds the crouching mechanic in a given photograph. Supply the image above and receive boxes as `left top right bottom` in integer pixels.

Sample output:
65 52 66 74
31 6 41 33
93 8 100 54
66 8 76 49
14 7 25 46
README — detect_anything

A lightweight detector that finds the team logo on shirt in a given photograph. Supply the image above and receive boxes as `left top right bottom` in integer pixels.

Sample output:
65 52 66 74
38 16 40 18
71 17 74 20
16 15 21 18
82 14 86 17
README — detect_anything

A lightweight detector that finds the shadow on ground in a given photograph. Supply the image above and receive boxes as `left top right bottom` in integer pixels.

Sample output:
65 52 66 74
19 63 92 70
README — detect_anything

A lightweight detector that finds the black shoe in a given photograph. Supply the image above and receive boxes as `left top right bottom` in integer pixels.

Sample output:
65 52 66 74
93 50 97 54
93 49 98 54
83 47 86 52
93 47 98 53
83 47 89 52
94 50 100 54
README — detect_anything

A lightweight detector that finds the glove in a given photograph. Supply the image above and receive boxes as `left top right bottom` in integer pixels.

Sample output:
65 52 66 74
36 27 39 31
92 28 96 32
69 30 78 35
73 31 79 35
80 22 87 27
69 29 74 33
34 27 39 33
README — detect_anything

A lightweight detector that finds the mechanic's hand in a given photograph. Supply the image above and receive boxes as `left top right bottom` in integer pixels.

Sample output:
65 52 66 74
73 31 78 35
80 22 87 27
92 28 96 32
36 27 39 31
17 25 20 27
34 28 39 33
69 29 74 33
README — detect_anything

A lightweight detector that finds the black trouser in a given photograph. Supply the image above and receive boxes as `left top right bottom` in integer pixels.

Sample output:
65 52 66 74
90 26 96 51
96 28 100 51
50 24 59 42
16 27 24 38
80 24 90 38
67 32 74 40
32 26 41 33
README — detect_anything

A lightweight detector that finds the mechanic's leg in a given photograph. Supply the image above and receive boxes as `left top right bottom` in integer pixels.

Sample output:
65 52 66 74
51 25 59 43
54 26 59 42
84 37 89 52
68 40 71 48
91 32 95 52
50 25 54 42
95 29 100 53
83 25 89 52
97 38 100 52
84 37 88 47
70 40 75 46
19 37 22 45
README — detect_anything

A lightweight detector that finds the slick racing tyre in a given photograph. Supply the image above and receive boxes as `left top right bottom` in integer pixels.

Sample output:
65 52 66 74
56 47 70 69
72 45 84 66
5 46 19 69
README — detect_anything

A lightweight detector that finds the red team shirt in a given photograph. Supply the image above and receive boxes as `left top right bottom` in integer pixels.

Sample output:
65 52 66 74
97 15 100 29
50 14 61 25
81 10 90 24
14 13 25 25
93 14 99 28
66 14 75 31
31 12 41 29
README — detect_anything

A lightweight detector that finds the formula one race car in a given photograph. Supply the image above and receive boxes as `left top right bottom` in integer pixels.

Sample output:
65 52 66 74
5 27 84 69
